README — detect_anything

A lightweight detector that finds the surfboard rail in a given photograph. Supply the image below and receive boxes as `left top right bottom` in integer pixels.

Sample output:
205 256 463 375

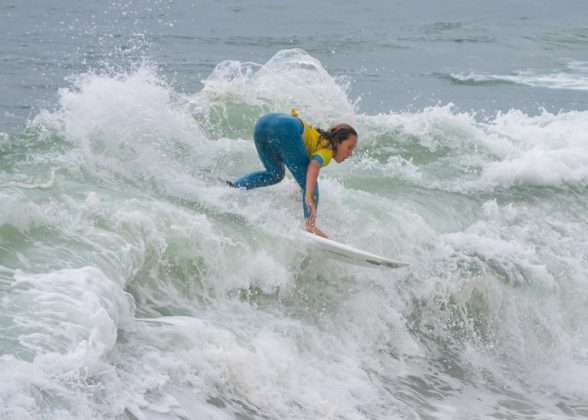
301 231 409 269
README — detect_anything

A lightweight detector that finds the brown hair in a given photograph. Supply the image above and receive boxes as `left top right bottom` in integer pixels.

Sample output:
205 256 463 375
315 123 358 150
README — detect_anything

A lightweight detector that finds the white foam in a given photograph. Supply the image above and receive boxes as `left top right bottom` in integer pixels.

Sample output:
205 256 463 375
1 267 132 418
192 49 356 126
129 313 389 419
11 267 130 359
477 109 588 188
451 61 588 91
360 105 588 190
31 63 213 193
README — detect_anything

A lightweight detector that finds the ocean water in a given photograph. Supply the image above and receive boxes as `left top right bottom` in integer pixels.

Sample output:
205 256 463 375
2 1 588 419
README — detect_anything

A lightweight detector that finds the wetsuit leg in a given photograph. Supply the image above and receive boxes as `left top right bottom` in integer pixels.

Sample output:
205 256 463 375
269 118 319 219
233 113 319 218
233 114 286 189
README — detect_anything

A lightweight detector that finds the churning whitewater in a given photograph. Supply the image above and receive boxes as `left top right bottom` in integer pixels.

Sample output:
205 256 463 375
4 0 588 411
2 48 588 419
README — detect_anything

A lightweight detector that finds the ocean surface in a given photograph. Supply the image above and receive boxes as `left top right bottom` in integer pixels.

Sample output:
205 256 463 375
2 1 588 419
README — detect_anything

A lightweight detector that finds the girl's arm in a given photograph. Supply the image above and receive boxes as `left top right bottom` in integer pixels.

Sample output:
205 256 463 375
304 160 327 237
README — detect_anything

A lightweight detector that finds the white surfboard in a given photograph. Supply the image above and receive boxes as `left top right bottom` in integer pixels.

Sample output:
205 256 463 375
301 231 409 269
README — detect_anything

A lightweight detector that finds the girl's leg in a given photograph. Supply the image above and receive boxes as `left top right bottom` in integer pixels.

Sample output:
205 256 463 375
273 120 319 219
232 113 319 219
233 114 285 189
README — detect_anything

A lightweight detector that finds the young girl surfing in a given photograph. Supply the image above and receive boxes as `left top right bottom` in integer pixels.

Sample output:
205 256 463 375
229 108 358 238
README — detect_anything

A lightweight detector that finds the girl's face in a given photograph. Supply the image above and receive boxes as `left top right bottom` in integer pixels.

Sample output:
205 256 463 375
333 135 358 163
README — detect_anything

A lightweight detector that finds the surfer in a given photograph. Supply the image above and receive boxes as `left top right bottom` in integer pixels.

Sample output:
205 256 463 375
229 108 358 238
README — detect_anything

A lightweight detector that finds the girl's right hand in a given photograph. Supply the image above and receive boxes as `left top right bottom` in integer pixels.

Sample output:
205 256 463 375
305 217 328 238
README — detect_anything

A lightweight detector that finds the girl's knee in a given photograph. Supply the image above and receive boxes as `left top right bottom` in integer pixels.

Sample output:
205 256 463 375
272 168 285 184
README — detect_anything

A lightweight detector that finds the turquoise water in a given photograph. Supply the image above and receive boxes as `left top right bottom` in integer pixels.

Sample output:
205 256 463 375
1 1 588 419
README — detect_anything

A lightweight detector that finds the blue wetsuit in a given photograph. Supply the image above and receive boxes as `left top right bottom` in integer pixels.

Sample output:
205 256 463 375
234 113 319 218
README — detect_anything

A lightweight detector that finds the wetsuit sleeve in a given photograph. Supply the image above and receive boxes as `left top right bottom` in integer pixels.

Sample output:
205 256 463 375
311 148 332 167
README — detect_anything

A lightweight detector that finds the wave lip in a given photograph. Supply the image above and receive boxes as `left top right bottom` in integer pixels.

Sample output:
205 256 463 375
449 61 588 91
193 48 355 126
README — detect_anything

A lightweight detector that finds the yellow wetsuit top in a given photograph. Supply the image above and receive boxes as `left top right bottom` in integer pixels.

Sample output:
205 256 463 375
291 108 333 168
